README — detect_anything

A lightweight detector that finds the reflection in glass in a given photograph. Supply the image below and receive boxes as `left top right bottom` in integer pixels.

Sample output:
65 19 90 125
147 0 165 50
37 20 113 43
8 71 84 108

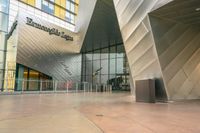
86 61 92 75
0 13 9 32
81 44 130 91
101 59 108 74
0 0 9 13
101 48 108 59
28 70 39 91
110 59 116 74
116 58 123 74
101 74 108 84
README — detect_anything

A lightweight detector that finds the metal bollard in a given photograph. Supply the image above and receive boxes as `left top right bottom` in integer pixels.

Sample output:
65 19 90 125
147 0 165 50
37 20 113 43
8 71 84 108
6 79 8 92
96 84 98 92
87 83 89 93
54 80 57 92
90 84 93 92
76 83 78 93
83 82 86 93
40 80 42 92
66 81 69 93
22 80 24 93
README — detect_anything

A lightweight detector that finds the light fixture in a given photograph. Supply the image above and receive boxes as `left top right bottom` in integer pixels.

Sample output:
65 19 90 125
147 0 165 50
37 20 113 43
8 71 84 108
195 8 200 11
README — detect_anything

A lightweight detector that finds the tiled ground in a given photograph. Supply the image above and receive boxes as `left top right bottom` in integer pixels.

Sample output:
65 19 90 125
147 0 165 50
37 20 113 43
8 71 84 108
0 92 200 133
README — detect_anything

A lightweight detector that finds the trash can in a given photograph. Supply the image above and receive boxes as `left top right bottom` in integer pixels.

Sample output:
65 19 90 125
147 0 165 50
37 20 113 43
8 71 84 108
135 79 155 103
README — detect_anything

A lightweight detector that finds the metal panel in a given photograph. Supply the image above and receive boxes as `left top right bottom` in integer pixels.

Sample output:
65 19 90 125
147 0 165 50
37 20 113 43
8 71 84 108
113 0 171 101
17 11 82 81
114 0 200 100
81 0 123 52
150 0 200 26
150 15 200 100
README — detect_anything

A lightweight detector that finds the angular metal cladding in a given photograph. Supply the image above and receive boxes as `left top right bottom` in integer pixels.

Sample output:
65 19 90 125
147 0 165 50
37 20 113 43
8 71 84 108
17 12 81 81
113 0 200 100
113 0 172 101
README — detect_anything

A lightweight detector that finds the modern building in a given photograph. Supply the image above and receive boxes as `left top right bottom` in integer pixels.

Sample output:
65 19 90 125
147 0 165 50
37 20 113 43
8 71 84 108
0 0 200 101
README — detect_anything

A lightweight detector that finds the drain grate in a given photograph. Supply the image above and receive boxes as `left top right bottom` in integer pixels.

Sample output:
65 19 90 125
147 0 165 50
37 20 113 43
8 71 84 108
96 114 104 117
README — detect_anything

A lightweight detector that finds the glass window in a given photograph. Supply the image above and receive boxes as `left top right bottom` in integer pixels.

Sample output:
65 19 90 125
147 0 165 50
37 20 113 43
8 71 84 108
109 74 115 80
87 76 92 83
110 46 116 59
28 70 39 91
0 0 9 13
49 3 54 10
117 44 125 58
66 1 70 10
93 50 100 60
70 3 74 12
43 0 48 6
116 58 123 74
0 12 8 32
0 51 4 69
42 0 54 15
35 0 42 9
110 58 116 74
65 12 71 22
93 60 101 84
82 62 86 76
93 60 100 72
101 48 109 59
70 14 75 23
86 61 92 75
0 32 6 49
101 59 108 74
23 67 28 91
101 74 108 84
19 0 78 25
86 53 92 61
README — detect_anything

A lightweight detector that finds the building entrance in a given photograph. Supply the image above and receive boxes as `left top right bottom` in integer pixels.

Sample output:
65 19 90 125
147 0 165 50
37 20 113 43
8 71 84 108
81 43 130 91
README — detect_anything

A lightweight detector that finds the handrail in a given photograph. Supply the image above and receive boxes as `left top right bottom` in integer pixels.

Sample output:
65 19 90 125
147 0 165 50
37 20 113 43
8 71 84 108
0 78 112 94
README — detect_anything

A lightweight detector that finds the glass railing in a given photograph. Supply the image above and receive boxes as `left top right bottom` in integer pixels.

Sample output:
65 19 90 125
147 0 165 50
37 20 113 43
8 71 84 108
0 78 112 94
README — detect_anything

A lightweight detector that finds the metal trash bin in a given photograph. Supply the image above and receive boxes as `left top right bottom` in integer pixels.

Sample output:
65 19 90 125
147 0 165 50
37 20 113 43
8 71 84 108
135 79 155 103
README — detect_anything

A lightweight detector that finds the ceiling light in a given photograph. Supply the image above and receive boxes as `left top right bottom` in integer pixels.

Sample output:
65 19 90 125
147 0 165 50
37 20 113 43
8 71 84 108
196 8 200 11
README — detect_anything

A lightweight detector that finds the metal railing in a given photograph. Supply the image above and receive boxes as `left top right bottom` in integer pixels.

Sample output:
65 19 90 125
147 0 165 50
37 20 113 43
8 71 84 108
0 78 112 94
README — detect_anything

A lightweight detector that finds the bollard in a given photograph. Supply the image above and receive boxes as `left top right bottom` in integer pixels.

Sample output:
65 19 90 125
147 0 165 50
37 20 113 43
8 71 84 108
22 80 24 93
76 83 78 93
40 80 42 92
83 82 86 93
87 83 90 93
96 84 98 92
66 81 69 93
6 79 8 92
90 84 93 92
54 80 57 92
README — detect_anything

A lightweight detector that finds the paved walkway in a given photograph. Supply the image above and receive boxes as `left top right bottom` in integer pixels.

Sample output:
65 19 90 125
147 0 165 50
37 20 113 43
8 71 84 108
0 92 200 133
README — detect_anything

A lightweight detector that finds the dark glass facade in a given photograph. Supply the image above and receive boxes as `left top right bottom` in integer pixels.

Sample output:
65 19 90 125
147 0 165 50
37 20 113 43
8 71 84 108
82 43 130 91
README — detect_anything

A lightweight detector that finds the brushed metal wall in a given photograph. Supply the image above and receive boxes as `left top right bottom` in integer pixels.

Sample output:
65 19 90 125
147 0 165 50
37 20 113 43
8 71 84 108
17 12 82 81
113 0 200 100
150 16 200 100
15 0 98 81
113 0 171 100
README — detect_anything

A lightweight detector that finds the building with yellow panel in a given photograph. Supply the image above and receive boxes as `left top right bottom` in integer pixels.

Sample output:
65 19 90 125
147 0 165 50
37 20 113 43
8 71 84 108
19 0 78 24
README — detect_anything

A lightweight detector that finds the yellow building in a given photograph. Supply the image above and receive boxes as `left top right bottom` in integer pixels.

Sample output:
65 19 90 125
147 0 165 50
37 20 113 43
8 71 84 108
19 0 78 24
